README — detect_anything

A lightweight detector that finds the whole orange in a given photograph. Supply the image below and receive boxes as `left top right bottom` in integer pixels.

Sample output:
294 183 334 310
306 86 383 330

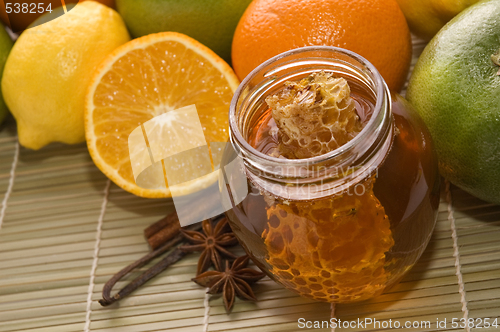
232 0 412 92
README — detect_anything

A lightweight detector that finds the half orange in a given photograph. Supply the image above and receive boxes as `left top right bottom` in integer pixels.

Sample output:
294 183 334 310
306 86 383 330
85 32 239 198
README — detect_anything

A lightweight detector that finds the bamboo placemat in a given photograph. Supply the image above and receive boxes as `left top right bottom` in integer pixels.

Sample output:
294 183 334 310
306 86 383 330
0 37 499 332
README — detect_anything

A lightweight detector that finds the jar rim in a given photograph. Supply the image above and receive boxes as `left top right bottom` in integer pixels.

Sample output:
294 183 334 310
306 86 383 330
229 46 388 167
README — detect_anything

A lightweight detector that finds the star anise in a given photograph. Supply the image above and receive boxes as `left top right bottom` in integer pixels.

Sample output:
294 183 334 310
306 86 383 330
180 217 238 275
192 255 266 312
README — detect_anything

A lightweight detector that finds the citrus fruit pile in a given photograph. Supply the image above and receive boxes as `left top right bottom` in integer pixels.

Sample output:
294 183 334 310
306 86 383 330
0 0 497 205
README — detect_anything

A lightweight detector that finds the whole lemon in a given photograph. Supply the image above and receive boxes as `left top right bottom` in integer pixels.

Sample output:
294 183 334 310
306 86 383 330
115 0 253 63
1 1 130 150
396 0 481 40
407 0 500 203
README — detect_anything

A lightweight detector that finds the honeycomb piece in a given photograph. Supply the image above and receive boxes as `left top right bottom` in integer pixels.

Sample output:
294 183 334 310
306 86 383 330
262 176 394 302
261 71 393 302
265 71 363 159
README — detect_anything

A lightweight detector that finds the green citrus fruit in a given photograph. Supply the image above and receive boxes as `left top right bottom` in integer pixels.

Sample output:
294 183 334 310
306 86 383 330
0 26 13 125
407 0 500 204
115 0 252 63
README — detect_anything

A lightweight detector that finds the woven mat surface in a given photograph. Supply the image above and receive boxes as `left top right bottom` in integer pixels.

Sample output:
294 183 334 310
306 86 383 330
0 38 499 332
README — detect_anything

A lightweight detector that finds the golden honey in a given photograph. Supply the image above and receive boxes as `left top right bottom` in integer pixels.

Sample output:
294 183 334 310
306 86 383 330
224 47 439 303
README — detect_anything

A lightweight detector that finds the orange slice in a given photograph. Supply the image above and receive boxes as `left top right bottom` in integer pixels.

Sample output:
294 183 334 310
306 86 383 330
85 32 239 198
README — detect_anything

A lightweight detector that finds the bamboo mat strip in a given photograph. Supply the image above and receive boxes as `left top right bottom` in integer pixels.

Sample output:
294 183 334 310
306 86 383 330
84 180 111 332
445 181 470 331
0 141 18 230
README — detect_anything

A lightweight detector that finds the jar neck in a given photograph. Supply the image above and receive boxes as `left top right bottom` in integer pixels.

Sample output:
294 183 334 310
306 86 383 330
229 46 393 200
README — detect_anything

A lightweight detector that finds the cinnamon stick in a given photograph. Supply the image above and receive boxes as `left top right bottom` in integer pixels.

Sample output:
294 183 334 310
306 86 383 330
144 212 178 239
145 212 181 250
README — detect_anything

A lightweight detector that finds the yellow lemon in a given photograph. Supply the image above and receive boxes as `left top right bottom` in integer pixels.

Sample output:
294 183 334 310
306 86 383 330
396 0 481 40
1 1 130 150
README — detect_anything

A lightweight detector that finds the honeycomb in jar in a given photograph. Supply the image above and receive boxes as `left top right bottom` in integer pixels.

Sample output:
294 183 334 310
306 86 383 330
261 71 394 302
262 176 394 302
265 71 363 159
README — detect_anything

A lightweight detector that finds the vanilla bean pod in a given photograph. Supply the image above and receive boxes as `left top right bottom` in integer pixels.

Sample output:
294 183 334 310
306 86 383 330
99 222 201 306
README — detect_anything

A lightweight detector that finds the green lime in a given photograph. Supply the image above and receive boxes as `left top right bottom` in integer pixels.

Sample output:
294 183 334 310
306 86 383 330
115 0 252 63
407 0 500 203
0 26 12 124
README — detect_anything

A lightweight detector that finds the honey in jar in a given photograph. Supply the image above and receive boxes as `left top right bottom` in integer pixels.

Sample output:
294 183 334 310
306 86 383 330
222 46 439 303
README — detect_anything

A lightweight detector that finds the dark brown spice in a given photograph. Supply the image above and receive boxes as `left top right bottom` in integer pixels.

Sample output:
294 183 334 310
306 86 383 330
145 212 181 250
144 212 179 239
99 222 201 306
99 212 266 313
192 255 266 312
180 217 238 275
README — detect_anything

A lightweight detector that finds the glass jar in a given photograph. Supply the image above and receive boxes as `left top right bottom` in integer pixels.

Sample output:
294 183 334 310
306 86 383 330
223 46 440 303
